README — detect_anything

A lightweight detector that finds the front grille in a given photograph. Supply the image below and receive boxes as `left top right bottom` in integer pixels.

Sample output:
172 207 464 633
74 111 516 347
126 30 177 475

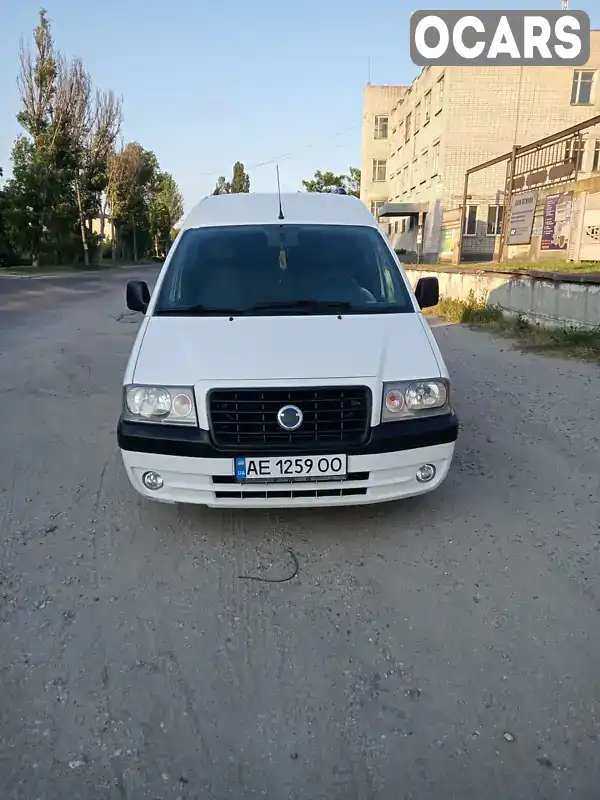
208 386 371 450
212 471 370 485
215 487 368 500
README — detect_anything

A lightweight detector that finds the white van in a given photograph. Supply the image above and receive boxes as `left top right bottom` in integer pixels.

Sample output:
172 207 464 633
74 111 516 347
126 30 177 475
117 192 458 508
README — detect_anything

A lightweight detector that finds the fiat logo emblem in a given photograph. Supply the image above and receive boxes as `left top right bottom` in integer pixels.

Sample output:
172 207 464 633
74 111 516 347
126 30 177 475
276 404 303 431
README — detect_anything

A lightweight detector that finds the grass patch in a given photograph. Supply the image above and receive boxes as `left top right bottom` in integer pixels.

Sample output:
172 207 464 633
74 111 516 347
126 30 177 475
0 262 117 276
425 290 600 362
0 260 160 276
446 260 600 275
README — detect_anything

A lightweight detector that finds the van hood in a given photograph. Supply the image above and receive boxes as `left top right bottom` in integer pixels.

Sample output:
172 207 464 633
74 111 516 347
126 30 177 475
132 313 441 384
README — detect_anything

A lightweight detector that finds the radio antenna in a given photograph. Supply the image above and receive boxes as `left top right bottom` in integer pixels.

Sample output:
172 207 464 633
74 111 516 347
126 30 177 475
276 165 284 220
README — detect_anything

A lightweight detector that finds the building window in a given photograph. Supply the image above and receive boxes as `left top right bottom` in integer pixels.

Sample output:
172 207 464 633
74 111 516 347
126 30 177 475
372 159 387 182
374 115 389 139
415 102 421 132
421 150 428 182
436 75 445 112
432 141 440 176
405 113 411 143
487 205 504 236
464 205 477 236
370 200 385 217
394 220 398 234
571 71 595 105
593 140 600 172
411 158 417 188
403 165 408 191
564 139 585 171
424 90 431 123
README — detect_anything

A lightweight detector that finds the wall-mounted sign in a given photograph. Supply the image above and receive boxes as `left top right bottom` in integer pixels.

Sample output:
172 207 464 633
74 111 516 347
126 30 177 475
541 191 574 250
531 215 543 238
507 191 537 245
440 227 457 256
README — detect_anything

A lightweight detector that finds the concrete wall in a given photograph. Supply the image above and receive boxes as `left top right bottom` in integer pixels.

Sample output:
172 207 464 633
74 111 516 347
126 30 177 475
405 265 600 330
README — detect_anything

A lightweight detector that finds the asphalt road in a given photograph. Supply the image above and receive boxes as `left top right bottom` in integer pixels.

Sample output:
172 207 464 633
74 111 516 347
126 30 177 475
1 269 599 800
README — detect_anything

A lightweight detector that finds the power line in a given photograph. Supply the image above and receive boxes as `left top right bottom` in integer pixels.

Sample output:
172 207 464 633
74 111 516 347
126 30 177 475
191 122 361 183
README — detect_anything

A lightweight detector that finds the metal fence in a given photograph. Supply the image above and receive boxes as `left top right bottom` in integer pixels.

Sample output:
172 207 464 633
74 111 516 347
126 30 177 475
456 114 600 262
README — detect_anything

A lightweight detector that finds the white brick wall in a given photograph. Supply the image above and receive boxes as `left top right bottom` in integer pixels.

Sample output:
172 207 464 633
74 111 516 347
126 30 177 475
362 35 600 257
360 85 406 211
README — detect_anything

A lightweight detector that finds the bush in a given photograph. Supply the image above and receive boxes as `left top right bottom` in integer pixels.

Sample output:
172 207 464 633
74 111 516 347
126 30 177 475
426 288 490 323
427 290 600 361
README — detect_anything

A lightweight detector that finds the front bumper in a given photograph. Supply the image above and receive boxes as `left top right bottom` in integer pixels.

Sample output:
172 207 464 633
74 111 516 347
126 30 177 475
117 413 459 509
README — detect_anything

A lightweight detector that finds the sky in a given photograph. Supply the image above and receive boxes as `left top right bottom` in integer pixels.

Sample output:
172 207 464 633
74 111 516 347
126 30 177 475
1 0 599 215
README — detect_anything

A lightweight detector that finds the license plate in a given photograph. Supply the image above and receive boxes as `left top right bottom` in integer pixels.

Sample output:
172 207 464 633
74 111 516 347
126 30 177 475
235 455 347 482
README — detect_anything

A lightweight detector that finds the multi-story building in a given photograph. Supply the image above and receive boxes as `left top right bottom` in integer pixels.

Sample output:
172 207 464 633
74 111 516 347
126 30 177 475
361 32 600 261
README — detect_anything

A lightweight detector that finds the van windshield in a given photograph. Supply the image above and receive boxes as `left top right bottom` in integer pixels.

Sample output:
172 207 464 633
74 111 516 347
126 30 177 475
154 224 414 316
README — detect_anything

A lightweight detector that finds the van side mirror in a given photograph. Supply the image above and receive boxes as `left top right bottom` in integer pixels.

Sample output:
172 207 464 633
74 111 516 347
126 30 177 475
126 280 150 314
414 277 439 309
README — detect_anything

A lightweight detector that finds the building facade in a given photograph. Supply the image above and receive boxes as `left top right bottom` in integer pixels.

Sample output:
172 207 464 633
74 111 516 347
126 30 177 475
361 32 600 261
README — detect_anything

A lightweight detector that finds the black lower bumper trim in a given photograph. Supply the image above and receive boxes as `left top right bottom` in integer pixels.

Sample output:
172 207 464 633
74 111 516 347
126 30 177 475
117 413 459 459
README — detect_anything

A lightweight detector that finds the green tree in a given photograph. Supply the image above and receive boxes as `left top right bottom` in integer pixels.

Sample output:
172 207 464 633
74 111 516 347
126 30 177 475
302 167 360 197
302 170 345 193
107 142 159 261
5 8 162 267
3 135 77 264
0 167 15 266
14 8 63 265
12 8 122 266
230 161 250 193
213 175 230 195
148 172 184 257
66 59 122 265
213 162 250 195
346 167 361 197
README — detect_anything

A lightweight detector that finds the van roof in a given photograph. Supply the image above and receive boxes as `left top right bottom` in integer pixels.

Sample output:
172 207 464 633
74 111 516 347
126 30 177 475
181 192 378 230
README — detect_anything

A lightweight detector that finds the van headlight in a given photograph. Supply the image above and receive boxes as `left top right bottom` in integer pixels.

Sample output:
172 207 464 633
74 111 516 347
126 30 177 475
123 385 197 426
382 379 450 422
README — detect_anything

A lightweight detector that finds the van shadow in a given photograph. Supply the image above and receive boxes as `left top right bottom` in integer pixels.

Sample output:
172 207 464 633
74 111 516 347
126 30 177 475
133 466 465 560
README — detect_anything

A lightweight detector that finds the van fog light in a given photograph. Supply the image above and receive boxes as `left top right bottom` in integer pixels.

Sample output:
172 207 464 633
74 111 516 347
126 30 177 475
416 464 436 483
142 471 164 490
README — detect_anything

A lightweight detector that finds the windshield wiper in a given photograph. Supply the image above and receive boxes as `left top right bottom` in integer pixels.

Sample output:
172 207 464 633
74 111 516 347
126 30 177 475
154 304 244 316
154 299 357 316
249 299 354 313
